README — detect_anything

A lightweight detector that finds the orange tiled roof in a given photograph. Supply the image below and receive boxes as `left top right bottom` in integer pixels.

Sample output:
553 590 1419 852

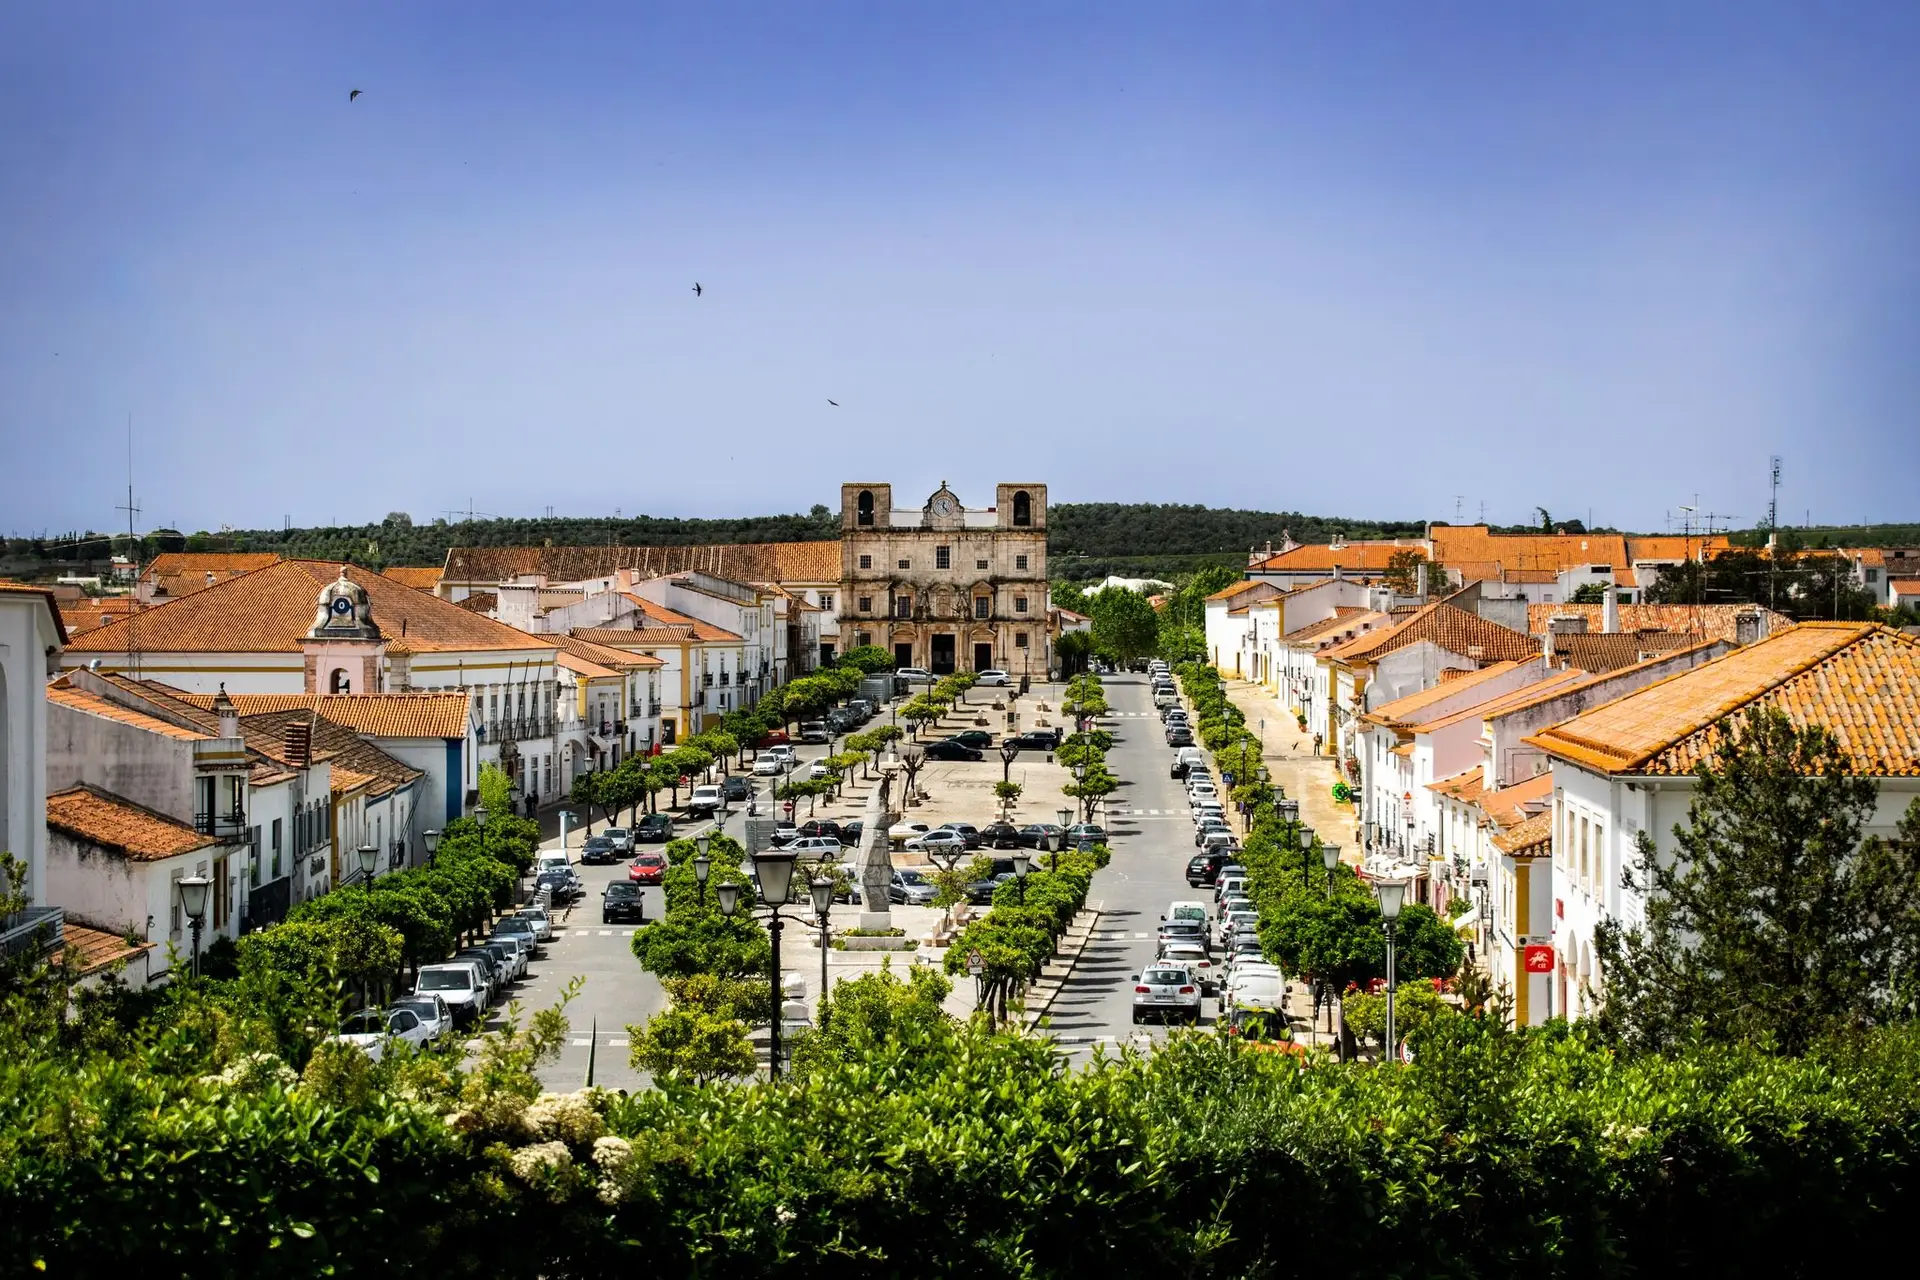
56 922 155 977
47 681 213 741
65 560 559 655
1204 579 1264 602
571 626 695 650
0 581 71 644
1628 535 1732 562
1427 766 1488 804
1430 527 1631 577
1253 543 1414 573
1418 669 1591 734
1323 602 1538 666
47 786 217 861
442 541 841 586
1365 661 1525 726
140 552 281 598
546 632 663 669
380 566 443 590
1557 630 1700 674
1890 579 1920 600
1493 810 1552 856
558 651 624 681
1526 623 1920 776
1284 608 1384 644
242 708 420 796
171 691 472 739
1524 602 1791 643
620 595 743 642
1476 772 1555 827
59 596 143 634
455 591 497 614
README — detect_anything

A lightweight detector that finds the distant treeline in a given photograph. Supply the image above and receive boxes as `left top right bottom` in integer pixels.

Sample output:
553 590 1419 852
7 503 1914 584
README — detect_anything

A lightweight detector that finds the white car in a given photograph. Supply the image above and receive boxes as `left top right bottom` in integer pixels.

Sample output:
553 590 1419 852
905 829 968 855
329 1007 434 1061
753 755 788 776
896 667 936 685
888 821 932 843
389 994 453 1044
415 962 487 1026
974 669 1011 686
1160 940 1218 994
808 761 833 780
687 784 722 814
514 907 554 942
764 744 798 762
786 836 843 859
536 853 571 877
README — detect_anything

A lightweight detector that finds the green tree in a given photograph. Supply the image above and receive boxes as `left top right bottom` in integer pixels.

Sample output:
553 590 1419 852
628 1004 756 1083
478 762 512 816
1594 707 1920 1056
790 965 953 1076
1086 586 1160 665
838 644 896 674
1568 581 1611 603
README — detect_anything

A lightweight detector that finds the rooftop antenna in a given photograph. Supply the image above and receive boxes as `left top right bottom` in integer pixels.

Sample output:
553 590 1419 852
1478 499 1487 525
114 413 143 679
1454 495 1464 523
1768 455 1782 533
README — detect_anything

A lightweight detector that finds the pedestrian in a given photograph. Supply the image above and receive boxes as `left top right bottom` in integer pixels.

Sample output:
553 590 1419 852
1312 732 1323 756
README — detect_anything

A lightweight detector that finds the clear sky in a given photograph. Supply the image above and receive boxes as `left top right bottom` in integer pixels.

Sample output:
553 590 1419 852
3 3 1916 537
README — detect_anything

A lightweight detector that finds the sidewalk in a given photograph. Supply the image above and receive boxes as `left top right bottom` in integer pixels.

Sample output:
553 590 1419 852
1217 676 1358 865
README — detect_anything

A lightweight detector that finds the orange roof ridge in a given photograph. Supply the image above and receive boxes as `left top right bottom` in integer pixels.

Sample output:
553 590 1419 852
48 785 219 861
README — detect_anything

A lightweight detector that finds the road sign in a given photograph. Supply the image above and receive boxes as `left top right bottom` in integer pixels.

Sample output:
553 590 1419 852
743 817 778 854
1523 943 1555 974
1398 1039 1415 1064
966 949 985 977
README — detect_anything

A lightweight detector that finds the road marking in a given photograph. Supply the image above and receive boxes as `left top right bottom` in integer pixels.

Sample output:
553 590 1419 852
1133 932 1150 939
608 1038 630 1047
570 1038 591 1047
598 930 613 936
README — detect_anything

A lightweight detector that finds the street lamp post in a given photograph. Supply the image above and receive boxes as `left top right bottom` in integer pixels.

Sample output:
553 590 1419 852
750 848 800 1078
1374 876 1409 1061
810 876 833 1021
1012 849 1030 904
1298 825 1316 891
178 875 210 979
1054 806 1072 873
357 843 379 891
422 828 441 868
693 833 712 906
1321 839 1341 897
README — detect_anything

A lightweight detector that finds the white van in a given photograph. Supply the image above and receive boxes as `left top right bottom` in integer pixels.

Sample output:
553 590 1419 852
1224 965 1286 1029
1165 899 1210 927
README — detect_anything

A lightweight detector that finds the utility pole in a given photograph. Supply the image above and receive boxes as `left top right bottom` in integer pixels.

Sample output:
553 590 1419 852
115 414 143 679
1768 456 1782 609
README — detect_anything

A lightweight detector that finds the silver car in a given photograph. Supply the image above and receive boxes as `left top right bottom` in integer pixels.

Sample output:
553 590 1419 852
1160 941 1218 995
1132 964 1203 1025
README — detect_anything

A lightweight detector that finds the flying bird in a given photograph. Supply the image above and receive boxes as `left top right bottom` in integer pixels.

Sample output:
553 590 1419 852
827 400 839 406
692 282 702 297
349 89 361 101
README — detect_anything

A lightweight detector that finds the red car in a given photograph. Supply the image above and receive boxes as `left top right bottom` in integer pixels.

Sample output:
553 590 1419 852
627 853 667 885
754 729 791 748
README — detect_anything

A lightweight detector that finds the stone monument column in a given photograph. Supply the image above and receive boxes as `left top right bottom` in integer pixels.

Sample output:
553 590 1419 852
857 764 901 932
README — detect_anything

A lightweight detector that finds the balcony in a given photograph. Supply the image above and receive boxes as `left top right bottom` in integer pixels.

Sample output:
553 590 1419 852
648 701 661 716
0 907 62 962
194 810 250 840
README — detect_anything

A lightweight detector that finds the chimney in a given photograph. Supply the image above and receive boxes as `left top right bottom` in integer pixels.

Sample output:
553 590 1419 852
204 571 216 587
1333 564 1345 582
1734 607 1764 647
1415 561 1429 599
1543 613 1588 664
1602 587 1620 633
212 682 240 739
283 721 312 767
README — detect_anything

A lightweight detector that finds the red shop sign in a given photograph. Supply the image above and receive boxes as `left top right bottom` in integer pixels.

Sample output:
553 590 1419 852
1523 944 1555 974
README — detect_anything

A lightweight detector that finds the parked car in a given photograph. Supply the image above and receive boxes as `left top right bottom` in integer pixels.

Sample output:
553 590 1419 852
721 776 752 802
888 869 937 905
888 821 932 843
492 914 544 957
1066 823 1106 846
330 1007 434 1061
945 730 997 750
416 963 486 1026
636 813 674 842
905 828 968 856
389 994 452 1044
627 852 668 884
923 739 984 761
1194 818 1231 846
754 729 791 747
965 871 1017 904
1165 726 1196 747
580 834 618 865
1017 823 1065 849
475 939 525 981
797 819 847 843
840 820 865 847
808 760 834 779
974 668 1011 686
1004 729 1063 751
753 755 789 777
603 827 635 854
938 822 982 849
687 784 723 815
602 880 646 923
798 721 831 744
1157 917 1211 954
514 906 554 942
537 867 585 904
896 667 936 685
1160 941 1218 995
1132 965 1203 1025
979 821 1022 849
786 836 844 860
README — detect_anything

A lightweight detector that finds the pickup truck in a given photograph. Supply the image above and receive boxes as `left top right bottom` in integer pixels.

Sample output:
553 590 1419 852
686 784 722 815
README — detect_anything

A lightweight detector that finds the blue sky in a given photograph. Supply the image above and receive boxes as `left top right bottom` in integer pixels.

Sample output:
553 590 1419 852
3 3 1916 537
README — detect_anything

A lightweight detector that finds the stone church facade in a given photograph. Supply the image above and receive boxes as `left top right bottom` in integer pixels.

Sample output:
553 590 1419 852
837 482 1050 678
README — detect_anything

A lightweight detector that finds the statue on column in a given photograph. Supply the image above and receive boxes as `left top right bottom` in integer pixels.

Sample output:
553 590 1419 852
857 765 900 931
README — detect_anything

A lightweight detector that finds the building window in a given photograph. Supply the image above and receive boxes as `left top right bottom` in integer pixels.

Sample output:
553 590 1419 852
1867 568 1880 583
1012 490 1032 526
935 546 951 569
272 818 283 879
894 595 912 618
975 596 990 619
857 489 874 526
1015 554 1028 571
856 631 872 647
858 554 872 570
1014 596 1028 613
976 559 989 570
330 668 350 694
897 559 910 570
819 593 834 610
1014 632 1029 648
858 595 872 613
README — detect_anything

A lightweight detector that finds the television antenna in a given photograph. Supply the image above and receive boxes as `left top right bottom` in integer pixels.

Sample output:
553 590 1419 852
114 413 143 679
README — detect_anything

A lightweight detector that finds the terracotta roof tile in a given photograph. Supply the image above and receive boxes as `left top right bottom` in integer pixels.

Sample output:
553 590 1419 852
1204 579 1264 602
1365 661 1525 726
139 552 281 599
1526 623 1920 776
558 651 624 680
1427 766 1488 803
171 691 471 739
571 626 695 649
442 541 840 586
56 922 156 977
1324 602 1537 666
1284 609 1385 644
65 561 558 655
1627 535 1733 562
1891 579 1920 600
546 632 664 669
1524 603 1791 643
456 591 497 614
47 786 217 861
1475 772 1554 827
242 708 421 796
1493 810 1552 855
1418 669 1592 734
1430 527 1631 577
620 595 744 642
1253 543 1414 573
47 682 213 741
380 566 443 590
1558 630 1700 674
